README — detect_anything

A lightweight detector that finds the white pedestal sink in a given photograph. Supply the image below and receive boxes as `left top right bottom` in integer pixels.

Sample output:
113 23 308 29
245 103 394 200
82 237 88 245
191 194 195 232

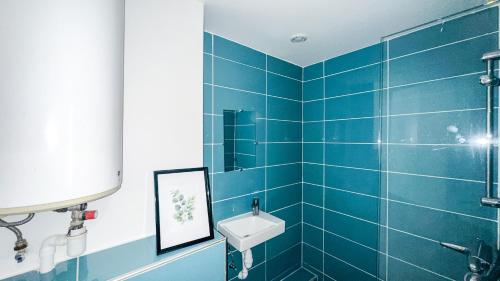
217 211 285 279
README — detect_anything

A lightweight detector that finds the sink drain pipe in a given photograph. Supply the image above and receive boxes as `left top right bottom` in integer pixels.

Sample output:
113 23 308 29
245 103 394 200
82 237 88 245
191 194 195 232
238 249 253 279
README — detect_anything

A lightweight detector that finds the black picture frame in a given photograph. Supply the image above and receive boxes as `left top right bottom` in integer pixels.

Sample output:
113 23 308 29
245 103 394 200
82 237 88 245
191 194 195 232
154 167 214 255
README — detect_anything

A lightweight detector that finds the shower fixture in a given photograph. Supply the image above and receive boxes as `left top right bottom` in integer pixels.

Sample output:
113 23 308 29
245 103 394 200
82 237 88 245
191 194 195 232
479 50 500 208
440 239 500 281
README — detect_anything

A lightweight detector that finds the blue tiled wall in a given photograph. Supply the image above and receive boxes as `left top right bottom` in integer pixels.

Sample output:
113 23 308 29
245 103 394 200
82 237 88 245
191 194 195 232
302 7 499 281
203 32 303 281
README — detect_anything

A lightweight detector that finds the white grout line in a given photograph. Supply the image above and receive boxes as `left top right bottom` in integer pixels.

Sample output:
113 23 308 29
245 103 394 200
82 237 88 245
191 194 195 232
262 118 302 123
300 266 319 281
279 267 302 280
388 31 498 62
265 54 269 281
209 161 302 175
322 61 326 278
211 34 216 205
270 202 302 214
302 162 487 183
324 251 380 279
267 242 302 262
384 40 390 280
301 65 305 269
228 261 266 281
300 31 496 83
302 240 454 281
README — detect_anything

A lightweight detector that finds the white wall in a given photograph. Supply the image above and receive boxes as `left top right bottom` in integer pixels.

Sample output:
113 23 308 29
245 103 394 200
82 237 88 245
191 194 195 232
0 0 204 278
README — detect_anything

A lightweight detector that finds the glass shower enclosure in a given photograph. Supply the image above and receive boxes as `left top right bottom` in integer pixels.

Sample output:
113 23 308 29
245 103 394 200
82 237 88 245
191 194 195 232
376 3 499 280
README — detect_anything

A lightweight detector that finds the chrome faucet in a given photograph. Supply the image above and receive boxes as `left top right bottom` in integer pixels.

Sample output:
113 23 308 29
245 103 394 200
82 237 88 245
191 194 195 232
252 198 259 216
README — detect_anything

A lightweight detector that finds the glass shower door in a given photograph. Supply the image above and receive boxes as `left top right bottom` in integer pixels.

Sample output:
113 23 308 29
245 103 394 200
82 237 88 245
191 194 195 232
378 4 499 281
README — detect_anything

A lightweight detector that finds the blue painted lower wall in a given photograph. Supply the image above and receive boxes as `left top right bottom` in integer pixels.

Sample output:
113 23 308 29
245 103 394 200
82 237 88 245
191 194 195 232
2 233 226 281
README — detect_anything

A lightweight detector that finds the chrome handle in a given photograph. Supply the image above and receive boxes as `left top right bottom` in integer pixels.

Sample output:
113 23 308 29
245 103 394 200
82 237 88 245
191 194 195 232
480 51 500 208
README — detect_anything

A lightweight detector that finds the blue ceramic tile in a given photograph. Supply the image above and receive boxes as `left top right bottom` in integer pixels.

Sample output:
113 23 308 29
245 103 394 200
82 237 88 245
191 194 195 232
303 204 323 228
203 53 212 84
212 191 265 223
268 73 302 101
389 8 498 58
325 64 381 98
214 58 266 93
267 56 302 80
213 115 225 143
304 122 324 142
266 244 301 281
213 36 266 69
203 32 213 54
212 144 225 172
129 242 225 281
323 252 377 281
325 144 380 170
325 118 380 143
387 145 486 181
303 223 323 250
227 243 265 280
325 166 381 197
303 79 324 101
303 163 323 185
238 263 265 281
266 163 301 188
303 245 323 274
304 100 324 121
388 229 465 280
389 110 488 144
305 266 324 281
325 92 380 120
203 84 212 113
3 259 77 281
303 143 323 163
213 86 265 117
266 183 301 212
267 224 301 260
324 233 378 276
267 143 301 165
387 73 487 114
325 188 379 223
203 145 212 172
235 140 256 155
388 201 496 246
387 256 450 281
272 203 302 226
267 120 302 142
212 167 264 201
267 96 302 121
389 34 497 87
325 43 382 75
303 183 323 206
388 173 496 220
203 115 212 144
324 210 380 249
304 62 324 81
282 267 318 281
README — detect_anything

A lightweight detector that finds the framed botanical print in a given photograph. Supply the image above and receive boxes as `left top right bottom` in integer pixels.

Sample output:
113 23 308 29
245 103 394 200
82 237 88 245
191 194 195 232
154 167 214 255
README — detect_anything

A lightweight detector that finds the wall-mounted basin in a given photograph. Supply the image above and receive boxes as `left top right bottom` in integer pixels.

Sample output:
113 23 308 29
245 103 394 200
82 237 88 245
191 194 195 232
217 211 285 252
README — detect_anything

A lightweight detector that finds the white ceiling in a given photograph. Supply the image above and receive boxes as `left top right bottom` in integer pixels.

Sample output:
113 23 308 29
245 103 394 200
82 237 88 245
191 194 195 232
203 0 487 67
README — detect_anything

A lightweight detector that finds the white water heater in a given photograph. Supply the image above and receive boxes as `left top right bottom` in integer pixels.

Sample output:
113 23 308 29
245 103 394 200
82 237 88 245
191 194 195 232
0 0 124 215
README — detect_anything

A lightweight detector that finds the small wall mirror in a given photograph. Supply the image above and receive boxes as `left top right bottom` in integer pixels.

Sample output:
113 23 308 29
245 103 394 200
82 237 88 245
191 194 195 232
223 110 257 172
